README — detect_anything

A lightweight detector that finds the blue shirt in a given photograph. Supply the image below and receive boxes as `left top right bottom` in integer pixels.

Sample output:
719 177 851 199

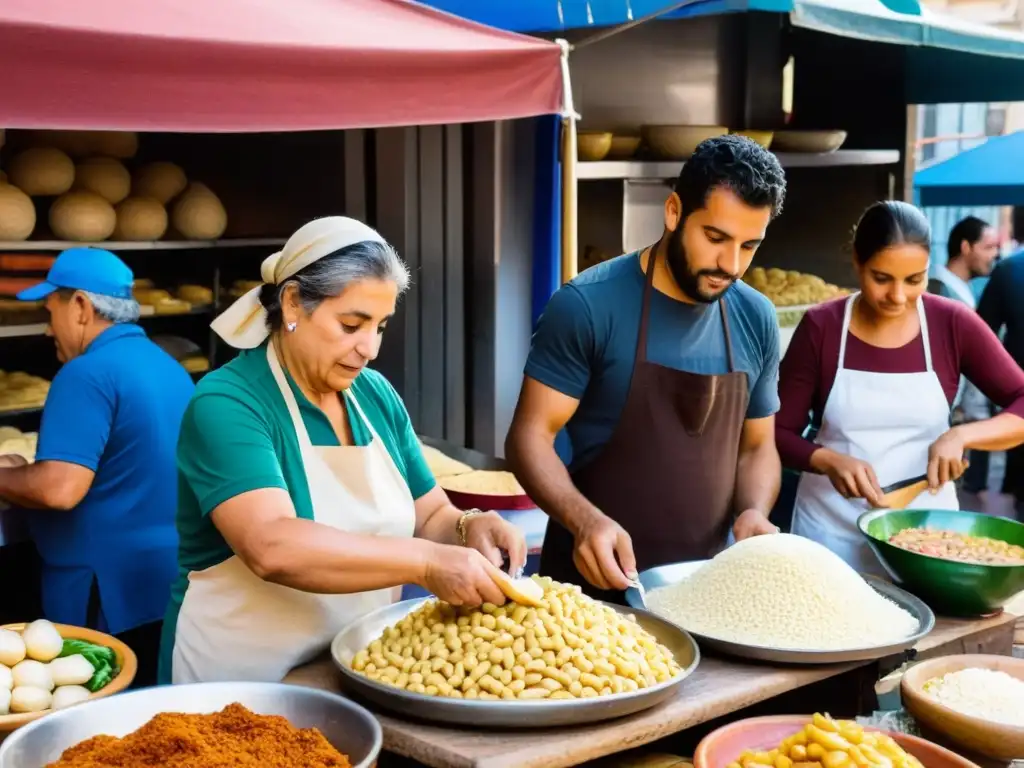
525 253 780 472
979 250 1024 366
28 324 195 634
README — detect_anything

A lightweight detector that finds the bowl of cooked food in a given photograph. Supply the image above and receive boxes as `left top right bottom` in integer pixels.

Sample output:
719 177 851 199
900 654 1024 761
0 681 381 768
0 620 136 734
858 509 1024 617
695 713 980 768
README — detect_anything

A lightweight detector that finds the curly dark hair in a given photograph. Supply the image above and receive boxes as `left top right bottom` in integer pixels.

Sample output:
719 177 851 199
673 135 786 221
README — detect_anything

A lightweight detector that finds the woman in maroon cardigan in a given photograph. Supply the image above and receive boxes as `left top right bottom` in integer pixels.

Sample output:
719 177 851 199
777 201 1024 573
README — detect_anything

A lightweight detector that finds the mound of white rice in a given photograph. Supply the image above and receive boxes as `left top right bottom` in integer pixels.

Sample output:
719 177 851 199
645 534 920 650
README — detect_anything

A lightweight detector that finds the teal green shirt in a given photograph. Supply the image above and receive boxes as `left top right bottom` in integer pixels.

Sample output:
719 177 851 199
158 344 435 682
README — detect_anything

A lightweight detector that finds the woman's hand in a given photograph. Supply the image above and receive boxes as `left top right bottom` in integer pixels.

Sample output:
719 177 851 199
812 449 885 507
463 511 528 576
422 543 507 607
928 429 967 490
0 454 27 469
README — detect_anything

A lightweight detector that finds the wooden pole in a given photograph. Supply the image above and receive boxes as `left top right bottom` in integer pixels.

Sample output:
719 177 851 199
560 116 579 284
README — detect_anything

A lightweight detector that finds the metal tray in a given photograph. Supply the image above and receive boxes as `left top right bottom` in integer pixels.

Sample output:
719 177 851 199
627 561 935 665
331 597 700 728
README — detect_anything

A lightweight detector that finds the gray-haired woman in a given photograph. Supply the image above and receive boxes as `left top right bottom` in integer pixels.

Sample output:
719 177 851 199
159 217 527 684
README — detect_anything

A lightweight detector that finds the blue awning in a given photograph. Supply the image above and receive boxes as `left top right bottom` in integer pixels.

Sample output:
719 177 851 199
421 0 1024 60
914 131 1024 207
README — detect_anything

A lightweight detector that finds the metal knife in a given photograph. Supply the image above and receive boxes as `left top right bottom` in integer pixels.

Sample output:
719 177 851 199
880 474 929 495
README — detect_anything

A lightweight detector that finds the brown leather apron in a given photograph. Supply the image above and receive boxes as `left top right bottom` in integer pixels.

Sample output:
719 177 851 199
539 249 750 604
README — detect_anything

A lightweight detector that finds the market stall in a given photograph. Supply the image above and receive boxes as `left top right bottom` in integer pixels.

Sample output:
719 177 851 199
914 130 1024 207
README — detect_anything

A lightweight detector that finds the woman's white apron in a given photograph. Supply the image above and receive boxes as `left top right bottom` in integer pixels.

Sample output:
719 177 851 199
791 294 959 574
172 345 416 683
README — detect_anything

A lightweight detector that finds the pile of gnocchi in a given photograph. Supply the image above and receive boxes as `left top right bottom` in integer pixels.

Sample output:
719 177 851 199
351 577 681 701
728 713 924 768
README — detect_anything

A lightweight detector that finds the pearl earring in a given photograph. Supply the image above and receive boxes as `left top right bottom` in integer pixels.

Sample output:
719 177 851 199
286 322 297 332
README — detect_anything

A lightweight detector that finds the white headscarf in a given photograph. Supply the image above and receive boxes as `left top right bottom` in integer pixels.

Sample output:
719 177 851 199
211 216 385 349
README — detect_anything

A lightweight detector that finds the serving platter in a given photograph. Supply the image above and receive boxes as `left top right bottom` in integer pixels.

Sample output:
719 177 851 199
331 597 699 728
627 561 935 665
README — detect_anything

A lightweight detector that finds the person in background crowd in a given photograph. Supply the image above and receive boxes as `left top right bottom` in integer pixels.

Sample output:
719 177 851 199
930 216 999 305
0 248 194 687
506 136 785 603
778 202 1024 573
929 216 1000 493
979 206 1024 518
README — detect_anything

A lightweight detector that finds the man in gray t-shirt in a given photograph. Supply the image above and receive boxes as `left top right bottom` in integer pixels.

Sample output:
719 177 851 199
505 136 786 601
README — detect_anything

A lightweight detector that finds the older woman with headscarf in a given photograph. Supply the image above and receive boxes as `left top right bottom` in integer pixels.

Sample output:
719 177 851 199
159 217 527 684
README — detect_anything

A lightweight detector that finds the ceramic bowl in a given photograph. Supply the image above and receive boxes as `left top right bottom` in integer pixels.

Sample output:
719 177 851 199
0 622 137 734
901 654 1024 761
577 131 614 161
694 715 980 768
641 125 728 160
858 508 1024 616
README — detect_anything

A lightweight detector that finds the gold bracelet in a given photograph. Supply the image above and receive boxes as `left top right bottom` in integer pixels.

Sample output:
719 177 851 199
456 509 486 546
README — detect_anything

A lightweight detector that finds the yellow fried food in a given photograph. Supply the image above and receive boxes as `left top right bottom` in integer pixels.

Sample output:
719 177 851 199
732 714 923 768
351 577 682 700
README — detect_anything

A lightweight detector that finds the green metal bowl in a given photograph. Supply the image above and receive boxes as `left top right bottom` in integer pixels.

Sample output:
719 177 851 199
858 508 1024 617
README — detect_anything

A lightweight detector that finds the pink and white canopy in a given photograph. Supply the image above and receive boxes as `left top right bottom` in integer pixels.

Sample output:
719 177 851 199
0 0 565 131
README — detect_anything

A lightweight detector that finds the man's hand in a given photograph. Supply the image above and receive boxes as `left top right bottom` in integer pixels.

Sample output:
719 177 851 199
572 513 636 592
733 508 779 541
0 454 28 469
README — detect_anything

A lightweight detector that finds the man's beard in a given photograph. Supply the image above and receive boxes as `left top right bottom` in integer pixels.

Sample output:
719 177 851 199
664 226 736 304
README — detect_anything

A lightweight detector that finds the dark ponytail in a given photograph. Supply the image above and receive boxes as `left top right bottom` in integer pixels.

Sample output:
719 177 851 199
853 201 931 266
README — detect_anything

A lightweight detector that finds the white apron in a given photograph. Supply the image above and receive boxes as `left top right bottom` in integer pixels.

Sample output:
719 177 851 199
172 345 416 683
791 294 959 574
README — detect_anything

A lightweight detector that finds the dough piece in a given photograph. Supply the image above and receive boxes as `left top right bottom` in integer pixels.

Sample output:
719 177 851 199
0 183 36 241
8 148 75 196
171 183 227 240
49 191 116 242
113 196 168 241
132 162 187 204
176 284 213 304
74 158 131 204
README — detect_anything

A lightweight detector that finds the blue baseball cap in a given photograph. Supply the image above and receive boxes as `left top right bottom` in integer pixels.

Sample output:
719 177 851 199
17 247 135 302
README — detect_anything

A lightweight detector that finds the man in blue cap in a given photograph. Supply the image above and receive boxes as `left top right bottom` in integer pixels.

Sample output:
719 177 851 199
0 247 194 686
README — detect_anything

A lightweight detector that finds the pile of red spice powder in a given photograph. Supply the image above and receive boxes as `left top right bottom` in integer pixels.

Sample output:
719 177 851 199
47 702 353 768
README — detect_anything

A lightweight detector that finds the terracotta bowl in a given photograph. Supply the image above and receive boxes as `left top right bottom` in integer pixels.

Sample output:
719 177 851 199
694 715 980 768
770 130 847 153
577 131 613 161
641 125 728 160
607 135 642 159
731 130 774 149
0 622 137 734
901 654 1024 760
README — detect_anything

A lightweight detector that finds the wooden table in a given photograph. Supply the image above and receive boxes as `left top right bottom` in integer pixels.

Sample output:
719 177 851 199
285 612 1017 768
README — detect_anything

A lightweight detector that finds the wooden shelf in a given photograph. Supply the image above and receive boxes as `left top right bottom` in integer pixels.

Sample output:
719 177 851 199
0 324 47 339
0 238 286 252
0 307 213 339
0 406 43 418
577 150 901 180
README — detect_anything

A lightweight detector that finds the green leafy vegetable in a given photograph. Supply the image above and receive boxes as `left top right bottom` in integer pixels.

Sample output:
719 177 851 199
59 639 119 692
